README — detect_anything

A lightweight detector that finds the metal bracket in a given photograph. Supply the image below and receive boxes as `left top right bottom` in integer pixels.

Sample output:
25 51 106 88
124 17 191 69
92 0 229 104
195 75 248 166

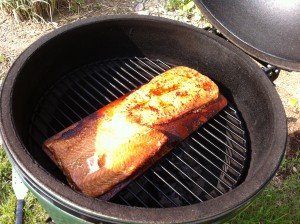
204 26 281 82
260 62 280 82
203 26 224 38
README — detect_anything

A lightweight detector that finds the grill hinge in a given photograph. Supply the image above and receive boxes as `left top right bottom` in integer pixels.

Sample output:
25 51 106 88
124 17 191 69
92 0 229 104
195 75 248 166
204 26 224 38
260 62 280 82
204 26 281 82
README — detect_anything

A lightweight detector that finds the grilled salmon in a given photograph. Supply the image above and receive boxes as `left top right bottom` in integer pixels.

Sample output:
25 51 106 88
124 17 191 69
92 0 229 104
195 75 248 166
43 66 227 198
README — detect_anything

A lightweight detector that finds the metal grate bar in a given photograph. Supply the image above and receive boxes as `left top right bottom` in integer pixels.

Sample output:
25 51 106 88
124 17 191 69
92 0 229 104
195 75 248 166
32 122 49 139
212 118 246 143
165 157 217 197
72 80 105 107
118 195 131 206
150 169 192 205
43 95 75 125
207 122 247 155
67 83 96 111
217 114 245 134
141 175 179 206
126 188 149 208
30 120 51 150
170 152 226 194
45 115 65 132
227 105 239 115
68 77 104 111
158 164 203 202
191 135 242 175
65 92 91 115
197 129 245 166
134 181 166 207
156 59 171 69
81 70 116 103
135 57 164 74
88 67 127 95
129 59 157 77
104 63 139 89
122 61 151 82
223 109 242 125
173 149 232 189
31 133 45 150
54 95 83 121
92 66 131 93
35 112 61 134
78 70 113 104
143 57 167 72
85 68 121 99
199 129 245 168
180 143 238 183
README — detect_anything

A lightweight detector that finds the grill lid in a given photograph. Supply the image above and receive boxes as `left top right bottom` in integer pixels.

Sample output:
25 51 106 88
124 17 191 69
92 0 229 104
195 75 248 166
194 0 300 71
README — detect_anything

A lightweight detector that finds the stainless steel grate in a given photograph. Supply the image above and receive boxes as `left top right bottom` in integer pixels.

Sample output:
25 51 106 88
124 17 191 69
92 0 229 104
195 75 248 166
29 57 249 208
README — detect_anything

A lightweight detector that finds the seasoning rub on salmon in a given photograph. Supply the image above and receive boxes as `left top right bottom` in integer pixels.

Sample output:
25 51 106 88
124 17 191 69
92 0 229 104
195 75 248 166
43 66 227 198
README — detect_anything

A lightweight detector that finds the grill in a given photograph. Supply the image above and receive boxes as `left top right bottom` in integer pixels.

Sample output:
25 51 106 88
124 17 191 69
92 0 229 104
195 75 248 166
0 15 286 223
29 57 249 208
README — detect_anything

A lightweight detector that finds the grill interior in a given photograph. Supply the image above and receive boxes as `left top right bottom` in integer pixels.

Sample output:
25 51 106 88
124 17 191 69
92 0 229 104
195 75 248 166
29 57 249 208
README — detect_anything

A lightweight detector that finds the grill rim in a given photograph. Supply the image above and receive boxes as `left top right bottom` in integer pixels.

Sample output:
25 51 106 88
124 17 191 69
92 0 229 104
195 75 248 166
0 15 287 223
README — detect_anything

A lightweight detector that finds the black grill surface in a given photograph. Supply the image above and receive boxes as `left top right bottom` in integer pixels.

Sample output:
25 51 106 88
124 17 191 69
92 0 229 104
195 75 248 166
29 57 249 208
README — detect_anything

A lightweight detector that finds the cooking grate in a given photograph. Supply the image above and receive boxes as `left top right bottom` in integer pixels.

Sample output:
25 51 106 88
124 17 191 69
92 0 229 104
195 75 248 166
29 57 249 208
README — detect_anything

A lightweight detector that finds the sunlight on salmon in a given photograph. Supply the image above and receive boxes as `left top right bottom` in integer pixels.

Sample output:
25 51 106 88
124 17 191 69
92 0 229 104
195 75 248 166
94 114 142 170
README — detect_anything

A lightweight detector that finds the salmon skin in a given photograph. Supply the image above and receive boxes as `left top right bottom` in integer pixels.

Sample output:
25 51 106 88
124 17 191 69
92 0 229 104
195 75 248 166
43 66 227 198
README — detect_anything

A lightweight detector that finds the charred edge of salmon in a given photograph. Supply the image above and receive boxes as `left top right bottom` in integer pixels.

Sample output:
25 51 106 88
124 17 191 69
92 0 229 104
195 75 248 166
98 94 227 201
42 92 130 158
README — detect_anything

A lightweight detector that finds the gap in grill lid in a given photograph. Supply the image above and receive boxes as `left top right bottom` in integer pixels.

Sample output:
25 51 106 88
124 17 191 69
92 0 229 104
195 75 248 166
28 57 250 208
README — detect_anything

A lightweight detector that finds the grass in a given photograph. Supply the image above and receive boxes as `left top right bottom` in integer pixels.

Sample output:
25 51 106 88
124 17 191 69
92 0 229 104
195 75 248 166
229 172 300 223
1 143 299 223
165 0 193 11
166 0 199 15
165 0 211 28
0 0 84 21
0 146 48 223
229 150 300 224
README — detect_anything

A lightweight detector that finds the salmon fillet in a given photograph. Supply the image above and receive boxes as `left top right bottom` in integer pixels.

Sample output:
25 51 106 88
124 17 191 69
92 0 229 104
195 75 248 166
43 66 227 198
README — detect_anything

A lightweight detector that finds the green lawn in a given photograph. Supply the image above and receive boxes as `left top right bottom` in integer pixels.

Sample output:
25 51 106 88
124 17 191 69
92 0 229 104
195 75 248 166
0 147 48 224
1 145 299 223
229 171 300 223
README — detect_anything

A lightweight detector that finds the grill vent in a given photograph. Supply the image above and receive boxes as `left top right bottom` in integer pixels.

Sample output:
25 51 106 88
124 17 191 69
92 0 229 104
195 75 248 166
29 57 249 208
